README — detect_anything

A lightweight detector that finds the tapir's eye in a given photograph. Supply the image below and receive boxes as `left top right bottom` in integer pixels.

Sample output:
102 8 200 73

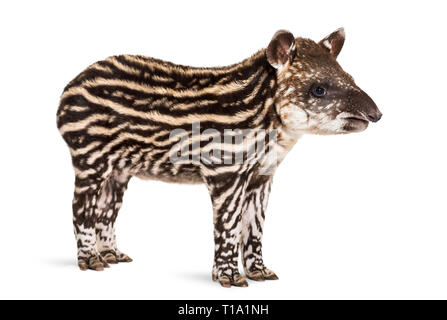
311 85 327 97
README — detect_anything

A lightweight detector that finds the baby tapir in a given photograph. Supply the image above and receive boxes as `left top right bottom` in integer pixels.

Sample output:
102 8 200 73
57 28 381 287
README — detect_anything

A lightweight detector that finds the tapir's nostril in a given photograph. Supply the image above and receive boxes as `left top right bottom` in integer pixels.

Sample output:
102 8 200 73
367 112 382 123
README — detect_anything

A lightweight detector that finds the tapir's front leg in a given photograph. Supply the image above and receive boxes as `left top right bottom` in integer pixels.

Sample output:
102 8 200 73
205 173 251 288
241 176 279 281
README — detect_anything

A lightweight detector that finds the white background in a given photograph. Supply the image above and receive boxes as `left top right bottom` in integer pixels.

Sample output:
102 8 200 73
1 0 446 299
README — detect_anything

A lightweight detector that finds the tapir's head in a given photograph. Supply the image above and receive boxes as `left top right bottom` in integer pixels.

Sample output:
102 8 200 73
267 28 382 135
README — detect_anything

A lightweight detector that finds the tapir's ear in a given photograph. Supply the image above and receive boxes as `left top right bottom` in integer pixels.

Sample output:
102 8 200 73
319 27 345 58
266 30 296 70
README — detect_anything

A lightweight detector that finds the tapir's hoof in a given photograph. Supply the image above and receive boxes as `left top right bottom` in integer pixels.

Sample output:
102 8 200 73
246 268 279 281
78 254 109 271
213 273 249 288
100 250 133 264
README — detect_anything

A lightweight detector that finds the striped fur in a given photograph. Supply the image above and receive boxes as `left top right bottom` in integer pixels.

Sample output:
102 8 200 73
57 28 381 287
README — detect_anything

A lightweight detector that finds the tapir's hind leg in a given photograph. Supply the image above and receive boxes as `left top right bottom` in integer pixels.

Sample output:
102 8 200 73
72 176 109 271
95 171 132 264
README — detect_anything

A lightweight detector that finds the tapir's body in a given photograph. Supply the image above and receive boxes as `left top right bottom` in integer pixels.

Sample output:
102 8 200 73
57 28 381 287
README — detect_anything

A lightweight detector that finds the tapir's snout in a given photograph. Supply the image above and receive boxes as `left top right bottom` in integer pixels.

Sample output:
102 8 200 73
339 89 382 133
358 90 382 123
366 110 382 123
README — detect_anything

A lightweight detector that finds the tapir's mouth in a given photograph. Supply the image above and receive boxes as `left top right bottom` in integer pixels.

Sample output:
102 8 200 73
342 115 369 132
344 116 369 125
